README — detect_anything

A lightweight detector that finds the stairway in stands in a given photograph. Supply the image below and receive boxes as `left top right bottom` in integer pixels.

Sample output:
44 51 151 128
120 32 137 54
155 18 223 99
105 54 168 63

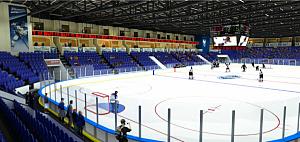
57 51 76 79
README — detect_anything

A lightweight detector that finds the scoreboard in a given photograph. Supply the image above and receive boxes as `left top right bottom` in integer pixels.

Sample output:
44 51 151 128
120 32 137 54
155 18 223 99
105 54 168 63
211 24 250 50
211 24 250 36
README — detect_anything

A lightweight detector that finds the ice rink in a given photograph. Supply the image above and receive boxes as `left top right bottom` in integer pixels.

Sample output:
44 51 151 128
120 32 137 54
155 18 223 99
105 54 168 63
42 63 300 142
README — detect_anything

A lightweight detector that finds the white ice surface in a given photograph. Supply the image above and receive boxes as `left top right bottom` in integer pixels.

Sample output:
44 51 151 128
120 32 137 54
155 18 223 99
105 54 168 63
44 63 300 142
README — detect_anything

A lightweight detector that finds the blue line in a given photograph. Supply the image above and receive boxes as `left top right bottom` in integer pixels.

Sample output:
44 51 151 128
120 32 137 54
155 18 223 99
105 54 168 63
156 74 300 94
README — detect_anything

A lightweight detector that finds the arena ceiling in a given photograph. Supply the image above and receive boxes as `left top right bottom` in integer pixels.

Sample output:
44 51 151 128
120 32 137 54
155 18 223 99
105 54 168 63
4 0 300 37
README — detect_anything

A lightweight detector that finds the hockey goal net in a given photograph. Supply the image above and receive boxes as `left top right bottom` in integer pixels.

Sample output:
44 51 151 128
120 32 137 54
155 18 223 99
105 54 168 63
261 59 272 69
87 92 110 115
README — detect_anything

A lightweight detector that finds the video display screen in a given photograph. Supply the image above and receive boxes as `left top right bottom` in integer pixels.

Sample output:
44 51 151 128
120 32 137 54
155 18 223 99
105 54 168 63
238 36 249 46
213 36 237 46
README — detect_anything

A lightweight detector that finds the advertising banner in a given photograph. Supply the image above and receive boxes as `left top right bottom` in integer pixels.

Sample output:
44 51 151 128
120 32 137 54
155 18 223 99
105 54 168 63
9 5 29 52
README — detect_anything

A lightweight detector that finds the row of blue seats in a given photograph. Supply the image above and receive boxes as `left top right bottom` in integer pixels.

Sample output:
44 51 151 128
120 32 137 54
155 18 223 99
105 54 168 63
130 52 157 67
102 52 140 69
0 99 37 142
19 52 58 60
0 70 24 94
14 100 77 142
222 47 300 59
64 52 110 69
153 52 181 65
0 53 39 84
19 52 58 78
199 52 219 61
170 51 199 65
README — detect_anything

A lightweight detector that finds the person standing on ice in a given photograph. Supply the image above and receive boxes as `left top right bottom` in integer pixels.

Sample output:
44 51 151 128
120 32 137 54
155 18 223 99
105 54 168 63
259 69 264 82
225 62 230 72
110 91 119 112
189 67 194 79
241 63 247 72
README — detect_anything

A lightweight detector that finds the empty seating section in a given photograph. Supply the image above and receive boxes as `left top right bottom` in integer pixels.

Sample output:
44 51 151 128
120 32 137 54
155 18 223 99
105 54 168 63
130 52 159 70
233 47 300 59
199 52 219 61
64 52 111 76
19 52 58 80
170 51 203 65
1 53 39 84
13 100 76 142
0 69 24 94
0 52 25 93
186 52 204 63
153 52 181 66
0 99 37 142
102 52 140 69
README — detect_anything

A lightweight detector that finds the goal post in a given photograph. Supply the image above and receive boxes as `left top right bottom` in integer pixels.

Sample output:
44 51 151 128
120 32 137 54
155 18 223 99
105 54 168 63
217 55 231 63
260 59 272 69
288 59 297 66
91 92 110 115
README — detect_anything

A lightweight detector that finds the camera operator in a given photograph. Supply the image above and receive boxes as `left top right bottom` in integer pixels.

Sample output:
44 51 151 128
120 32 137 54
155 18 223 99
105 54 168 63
116 119 132 142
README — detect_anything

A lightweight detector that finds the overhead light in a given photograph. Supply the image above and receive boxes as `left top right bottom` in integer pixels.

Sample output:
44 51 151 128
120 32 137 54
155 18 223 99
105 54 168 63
50 13 63 17
265 14 269 17
270 9 273 11
50 0 57 5
280 8 283 11
239 0 244 3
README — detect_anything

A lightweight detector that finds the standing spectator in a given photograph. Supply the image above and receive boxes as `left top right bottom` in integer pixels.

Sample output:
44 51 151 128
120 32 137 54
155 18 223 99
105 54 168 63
44 93 49 113
76 111 85 136
28 91 34 109
116 119 131 142
72 109 78 131
25 92 29 104
66 100 73 128
58 98 65 123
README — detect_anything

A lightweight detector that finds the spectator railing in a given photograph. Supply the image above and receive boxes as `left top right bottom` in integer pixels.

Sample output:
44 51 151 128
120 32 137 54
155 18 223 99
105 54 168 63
231 58 298 66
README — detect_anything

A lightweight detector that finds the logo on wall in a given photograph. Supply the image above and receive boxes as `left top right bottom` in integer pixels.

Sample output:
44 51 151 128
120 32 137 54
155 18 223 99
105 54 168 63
9 5 29 52
203 39 207 47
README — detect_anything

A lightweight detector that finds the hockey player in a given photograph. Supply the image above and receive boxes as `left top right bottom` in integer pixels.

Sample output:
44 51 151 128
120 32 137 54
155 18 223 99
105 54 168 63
241 63 247 72
256 66 260 71
189 67 194 80
225 62 230 72
262 63 266 69
259 69 263 82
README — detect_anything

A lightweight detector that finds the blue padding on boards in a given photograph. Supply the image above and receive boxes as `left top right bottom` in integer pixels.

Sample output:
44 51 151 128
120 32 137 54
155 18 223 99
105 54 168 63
98 103 125 113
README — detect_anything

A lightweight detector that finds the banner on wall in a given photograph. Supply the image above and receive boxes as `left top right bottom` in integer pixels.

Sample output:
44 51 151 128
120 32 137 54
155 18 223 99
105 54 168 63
34 46 50 52
63 47 78 52
83 47 97 52
9 5 29 52
130 48 140 52
50 47 57 53
195 35 209 53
